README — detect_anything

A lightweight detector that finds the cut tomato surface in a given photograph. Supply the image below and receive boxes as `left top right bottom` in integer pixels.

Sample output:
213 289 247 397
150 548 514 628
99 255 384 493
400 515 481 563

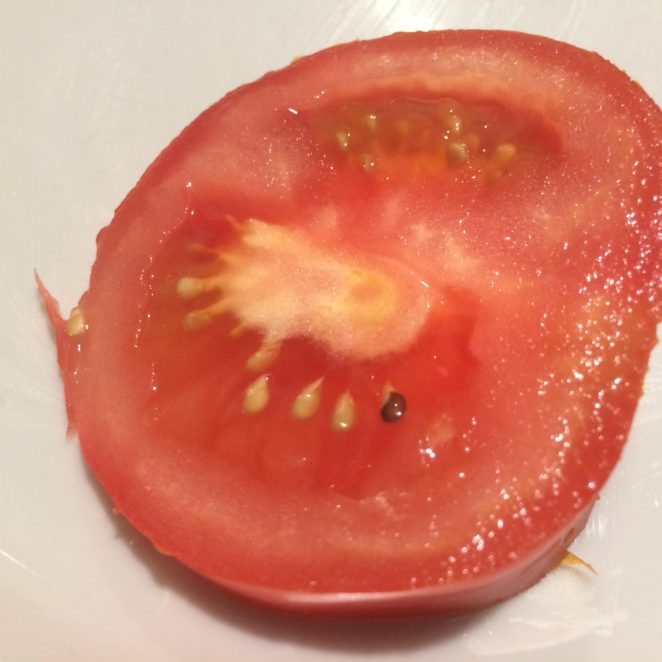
41 31 661 616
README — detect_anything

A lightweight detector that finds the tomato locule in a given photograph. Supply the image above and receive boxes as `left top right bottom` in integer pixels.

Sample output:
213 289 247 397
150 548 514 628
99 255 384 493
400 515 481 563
40 31 661 616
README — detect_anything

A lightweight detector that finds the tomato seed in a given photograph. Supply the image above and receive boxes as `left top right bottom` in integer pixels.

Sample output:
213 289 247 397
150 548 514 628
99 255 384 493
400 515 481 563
381 391 407 423
292 378 323 420
177 276 203 299
331 391 356 432
245 340 281 372
447 142 468 165
65 306 87 336
243 374 270 413
493 143 517 166
183 300 228 330
336 130 350 150
446 113 463 135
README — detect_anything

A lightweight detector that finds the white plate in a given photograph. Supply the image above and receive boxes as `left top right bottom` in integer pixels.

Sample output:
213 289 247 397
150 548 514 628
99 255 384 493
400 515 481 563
1 1 660 660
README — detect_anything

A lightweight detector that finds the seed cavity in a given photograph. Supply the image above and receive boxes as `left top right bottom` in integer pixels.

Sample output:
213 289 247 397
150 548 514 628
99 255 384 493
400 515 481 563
245 340 281 372
332 391 356 432
65 307 87 336
381 390 407 423
305 97 544 181
292 378 323 420
243 374 270 414
175 218 431 419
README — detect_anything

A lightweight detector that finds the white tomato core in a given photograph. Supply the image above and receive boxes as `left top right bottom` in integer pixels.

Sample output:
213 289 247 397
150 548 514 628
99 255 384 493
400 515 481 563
178 218 432 361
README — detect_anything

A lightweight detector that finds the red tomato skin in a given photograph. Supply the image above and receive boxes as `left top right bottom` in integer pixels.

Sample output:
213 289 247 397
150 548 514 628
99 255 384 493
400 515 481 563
204 506 593 617
40 30 661 616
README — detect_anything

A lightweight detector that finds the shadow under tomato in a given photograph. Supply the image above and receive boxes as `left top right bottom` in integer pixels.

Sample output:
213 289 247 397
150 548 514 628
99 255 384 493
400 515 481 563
82 459 490 654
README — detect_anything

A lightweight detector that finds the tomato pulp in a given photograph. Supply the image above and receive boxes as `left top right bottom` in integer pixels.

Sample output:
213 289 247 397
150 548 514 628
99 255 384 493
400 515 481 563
41 31 661 616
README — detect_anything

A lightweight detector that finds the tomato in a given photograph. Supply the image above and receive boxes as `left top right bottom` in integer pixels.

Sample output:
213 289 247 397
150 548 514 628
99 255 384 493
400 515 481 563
40 30 661 616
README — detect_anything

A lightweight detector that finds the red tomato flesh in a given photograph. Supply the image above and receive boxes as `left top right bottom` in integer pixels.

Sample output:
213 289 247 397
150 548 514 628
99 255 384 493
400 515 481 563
40 31 661 616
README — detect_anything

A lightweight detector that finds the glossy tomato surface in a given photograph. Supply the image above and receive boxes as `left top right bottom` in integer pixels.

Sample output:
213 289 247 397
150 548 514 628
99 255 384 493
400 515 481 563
41 30 661 616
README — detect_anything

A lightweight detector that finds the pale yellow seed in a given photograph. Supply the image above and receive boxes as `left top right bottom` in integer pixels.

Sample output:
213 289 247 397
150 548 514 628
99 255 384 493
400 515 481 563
425 413 456 449
184 309 210 330
292 378 323 420
447 142 468 165
464 133 480 152
65 307 86 336
446 114 463 135
183 300 228 330
225 215 244 233
230 322 248 337
362 153 376 171
218 251 239 266
336 130 350 151
178 275 224 299
365 113 378 132
493 143 517 166
331 391 356 432
177 277 203 299
245 340 281 372
243 374 270 414
186 242 217 257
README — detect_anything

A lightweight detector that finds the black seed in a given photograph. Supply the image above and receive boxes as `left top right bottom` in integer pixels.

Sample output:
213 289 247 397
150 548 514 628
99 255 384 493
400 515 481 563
381 391 407 423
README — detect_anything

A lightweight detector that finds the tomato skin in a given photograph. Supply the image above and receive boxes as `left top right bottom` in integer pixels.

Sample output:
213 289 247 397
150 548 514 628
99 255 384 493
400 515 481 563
210 505 593 617
41 30 661 616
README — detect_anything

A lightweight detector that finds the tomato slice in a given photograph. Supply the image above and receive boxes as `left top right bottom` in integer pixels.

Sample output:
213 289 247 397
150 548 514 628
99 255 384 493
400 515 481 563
40 31 661 616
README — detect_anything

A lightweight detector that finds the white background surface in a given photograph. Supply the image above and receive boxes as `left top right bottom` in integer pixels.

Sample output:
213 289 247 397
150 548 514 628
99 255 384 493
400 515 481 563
1 1 660 660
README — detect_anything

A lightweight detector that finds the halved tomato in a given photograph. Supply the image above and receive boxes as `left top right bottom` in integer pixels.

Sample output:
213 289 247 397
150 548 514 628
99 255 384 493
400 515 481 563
40 31 661 616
